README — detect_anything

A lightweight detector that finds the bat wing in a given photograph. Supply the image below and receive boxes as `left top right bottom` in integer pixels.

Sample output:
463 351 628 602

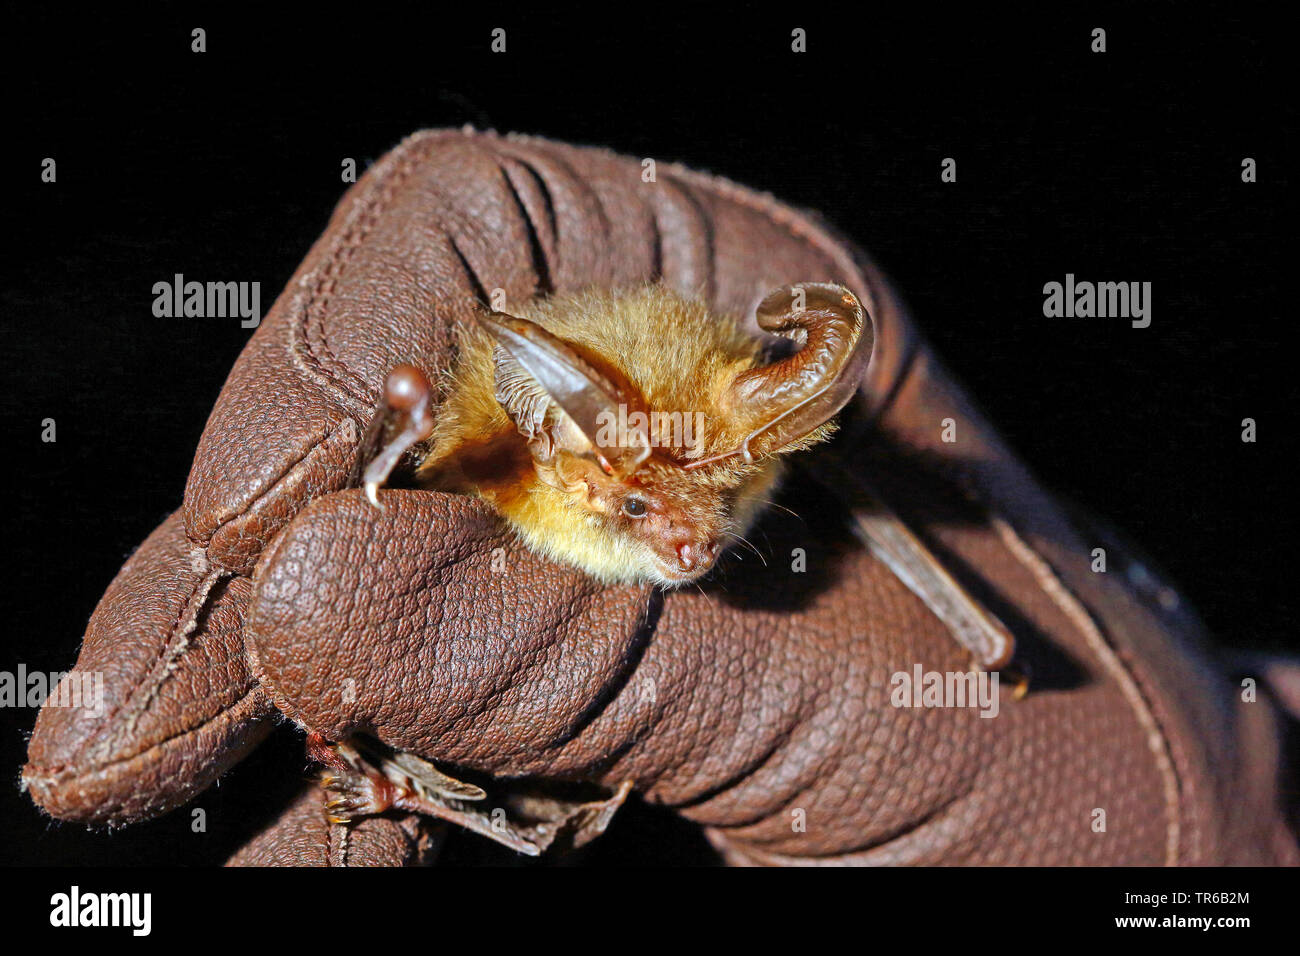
812 452 1017 671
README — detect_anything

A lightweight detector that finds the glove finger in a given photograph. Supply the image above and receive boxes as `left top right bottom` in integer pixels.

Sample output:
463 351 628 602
24 511 274 825
246 488 653 776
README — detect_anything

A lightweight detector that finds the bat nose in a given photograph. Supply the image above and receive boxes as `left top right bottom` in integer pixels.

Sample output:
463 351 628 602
675 539 719 573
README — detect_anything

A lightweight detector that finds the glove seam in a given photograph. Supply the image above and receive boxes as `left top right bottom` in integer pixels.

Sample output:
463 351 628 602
23 685 268 797
290 134 447 411
990 514 1185 865
49 565 223 769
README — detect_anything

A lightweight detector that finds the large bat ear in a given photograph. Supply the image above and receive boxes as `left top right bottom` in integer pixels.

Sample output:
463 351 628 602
686 283 873 470
477 311 651 478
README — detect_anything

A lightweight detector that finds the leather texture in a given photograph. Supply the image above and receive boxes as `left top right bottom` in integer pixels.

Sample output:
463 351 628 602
226 785 440 867
24 129 1299 865
226 785 439 868
24 511 273 825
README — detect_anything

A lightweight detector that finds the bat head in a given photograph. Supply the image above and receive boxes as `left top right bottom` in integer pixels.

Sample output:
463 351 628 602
478 282 873 587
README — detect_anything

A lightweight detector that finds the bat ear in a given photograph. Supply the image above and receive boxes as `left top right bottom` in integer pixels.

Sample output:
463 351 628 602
478 311 651 477
686 283 873 470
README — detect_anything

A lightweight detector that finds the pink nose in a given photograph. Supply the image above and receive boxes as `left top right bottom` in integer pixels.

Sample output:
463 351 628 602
675 540 719 572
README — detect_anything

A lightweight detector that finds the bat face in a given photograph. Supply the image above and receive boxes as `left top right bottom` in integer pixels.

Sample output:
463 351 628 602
537 450 777 586
569 457 724 582
415 283 871 588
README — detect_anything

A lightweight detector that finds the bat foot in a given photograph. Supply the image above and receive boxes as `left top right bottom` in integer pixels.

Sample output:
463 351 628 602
309 732 397 822
322 768 397 823
1004 662 1032 700
972 660 1032 700
306 732 543 855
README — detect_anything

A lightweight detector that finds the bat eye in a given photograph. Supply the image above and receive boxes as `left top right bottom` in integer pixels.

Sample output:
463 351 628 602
622 496 647 518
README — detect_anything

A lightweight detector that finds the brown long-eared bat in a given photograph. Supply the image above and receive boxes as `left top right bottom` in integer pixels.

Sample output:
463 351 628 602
332 280 1017 848
360 281 1011 653
405 282 869 586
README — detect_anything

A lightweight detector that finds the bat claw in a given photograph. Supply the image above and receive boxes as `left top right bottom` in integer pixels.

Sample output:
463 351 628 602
307 734 550 856
364 480 385 510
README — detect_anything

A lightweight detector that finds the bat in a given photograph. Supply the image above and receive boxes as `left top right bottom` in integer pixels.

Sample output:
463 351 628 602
359 281 1014 658
337 281 1018 849
401 282 869 586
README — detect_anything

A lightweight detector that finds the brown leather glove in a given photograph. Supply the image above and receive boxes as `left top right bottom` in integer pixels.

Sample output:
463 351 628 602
23 129 1298 865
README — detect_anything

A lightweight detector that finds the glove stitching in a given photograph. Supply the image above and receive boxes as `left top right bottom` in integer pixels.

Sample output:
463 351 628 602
120 568 231 744
201 419 358 562
990 514 1184 865
294 138 439 408
23 685 267 796
52 569 215 769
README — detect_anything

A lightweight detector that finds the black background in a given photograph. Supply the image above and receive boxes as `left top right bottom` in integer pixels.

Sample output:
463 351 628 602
2 4 1291 867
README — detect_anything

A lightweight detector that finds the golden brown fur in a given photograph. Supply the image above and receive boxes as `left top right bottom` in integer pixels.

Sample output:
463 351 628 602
417 284 829 586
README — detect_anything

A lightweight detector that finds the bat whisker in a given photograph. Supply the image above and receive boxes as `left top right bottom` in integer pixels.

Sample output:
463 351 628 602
691 580 725 601
735 494 803 523
721 529 768 567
